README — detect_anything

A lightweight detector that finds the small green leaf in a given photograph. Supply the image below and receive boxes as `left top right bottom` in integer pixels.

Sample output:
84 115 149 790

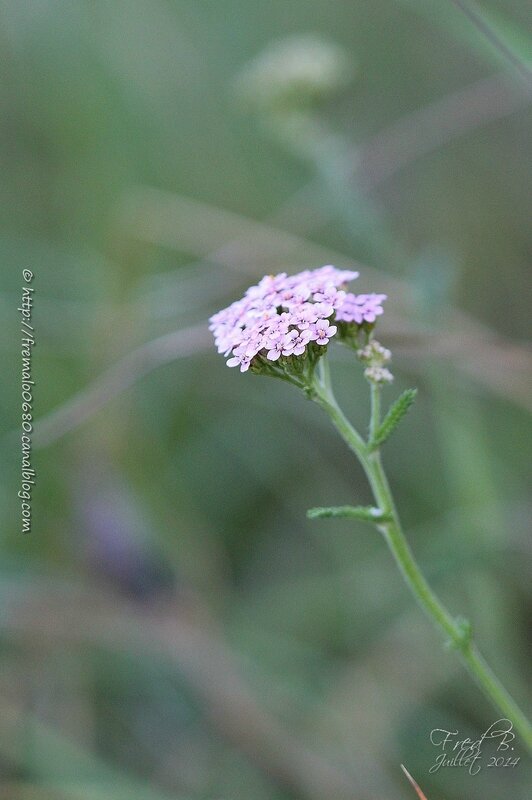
370 388 417 450
307 505 391 523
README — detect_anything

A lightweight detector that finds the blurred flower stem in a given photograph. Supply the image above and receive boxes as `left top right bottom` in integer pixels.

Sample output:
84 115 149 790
311 356 532 750
237 35 406 269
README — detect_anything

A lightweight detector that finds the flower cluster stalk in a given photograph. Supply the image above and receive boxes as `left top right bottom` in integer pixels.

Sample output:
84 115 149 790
312 357 532 751
210 264 531 750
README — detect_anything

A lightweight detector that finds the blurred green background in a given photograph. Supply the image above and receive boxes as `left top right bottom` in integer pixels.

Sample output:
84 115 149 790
1 1 531 798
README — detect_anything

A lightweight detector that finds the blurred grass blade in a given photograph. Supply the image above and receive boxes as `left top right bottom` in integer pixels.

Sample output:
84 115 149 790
0 703 187 800
449 0 532 85
400 764 429 800
401 0 532 83
478 5 532 64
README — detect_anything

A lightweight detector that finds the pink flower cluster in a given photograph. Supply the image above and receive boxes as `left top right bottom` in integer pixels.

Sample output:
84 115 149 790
209 266 386 372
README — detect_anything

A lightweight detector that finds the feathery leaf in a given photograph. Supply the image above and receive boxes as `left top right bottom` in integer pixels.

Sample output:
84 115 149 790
307 505 391 523
370 388 417 450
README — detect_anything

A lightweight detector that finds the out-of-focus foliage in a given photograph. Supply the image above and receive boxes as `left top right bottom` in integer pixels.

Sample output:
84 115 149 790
1 1 531 799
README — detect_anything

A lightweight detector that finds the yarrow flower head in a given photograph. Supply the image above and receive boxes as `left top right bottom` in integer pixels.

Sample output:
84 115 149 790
209 266 386 383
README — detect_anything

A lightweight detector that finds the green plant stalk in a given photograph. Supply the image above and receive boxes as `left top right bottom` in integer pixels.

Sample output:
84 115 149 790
312 359 532 750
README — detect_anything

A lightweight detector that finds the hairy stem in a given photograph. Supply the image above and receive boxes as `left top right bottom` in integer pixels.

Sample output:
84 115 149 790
369 382 381 443
312 362 532 749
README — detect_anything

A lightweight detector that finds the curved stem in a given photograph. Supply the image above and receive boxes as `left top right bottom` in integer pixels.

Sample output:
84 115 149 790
314 362 367 462
312 363 532 750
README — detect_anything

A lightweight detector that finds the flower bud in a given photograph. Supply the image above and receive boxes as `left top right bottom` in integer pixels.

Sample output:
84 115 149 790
235 35 354 115
364 366 394 385
357 340 392 366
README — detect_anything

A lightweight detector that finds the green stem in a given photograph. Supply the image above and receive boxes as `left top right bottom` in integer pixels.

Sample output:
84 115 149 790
315 359 366 461
312 363 532 750
369 383 380 443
